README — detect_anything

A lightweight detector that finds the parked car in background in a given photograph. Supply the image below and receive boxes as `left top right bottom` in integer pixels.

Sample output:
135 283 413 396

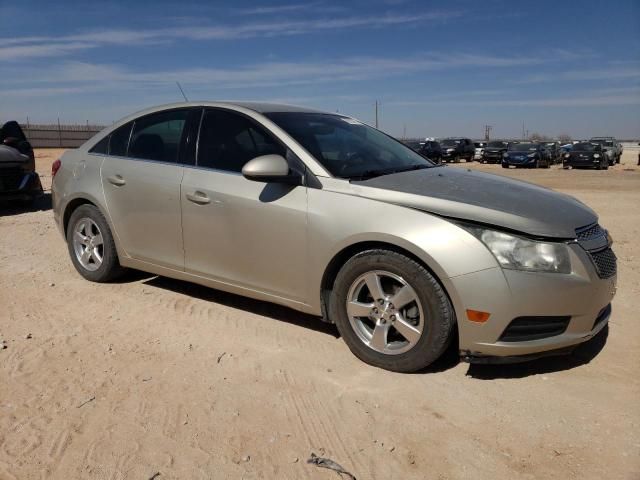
563 142 609 170
589 137 621 165
0 121 43 205
419 140 443 163
482 140 509 164
402 140 424 152
440 138 474 162
545 142 562 164
473 141 486 161
502 142 552 169
51 101 617 372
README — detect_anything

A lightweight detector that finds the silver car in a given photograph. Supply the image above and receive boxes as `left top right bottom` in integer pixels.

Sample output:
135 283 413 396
52 102 617 372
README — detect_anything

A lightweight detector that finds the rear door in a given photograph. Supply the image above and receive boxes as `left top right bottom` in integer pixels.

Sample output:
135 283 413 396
101 108 195 269
180 108 309 301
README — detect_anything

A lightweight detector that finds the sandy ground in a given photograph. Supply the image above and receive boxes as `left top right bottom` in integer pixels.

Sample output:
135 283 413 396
1 148 639 480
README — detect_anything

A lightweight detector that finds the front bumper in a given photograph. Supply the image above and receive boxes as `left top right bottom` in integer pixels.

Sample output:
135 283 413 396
563 157 601 168
502 156 537 167
449 243 616 358
483 153 503 163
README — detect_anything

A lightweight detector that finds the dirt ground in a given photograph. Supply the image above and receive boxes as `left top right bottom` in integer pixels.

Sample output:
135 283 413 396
1 148 639 480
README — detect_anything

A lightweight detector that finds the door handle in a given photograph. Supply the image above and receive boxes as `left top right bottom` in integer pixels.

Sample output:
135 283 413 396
185 191 211 205
107 175 126 186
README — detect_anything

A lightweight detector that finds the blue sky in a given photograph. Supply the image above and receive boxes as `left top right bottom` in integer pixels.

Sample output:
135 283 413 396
1 0 639 138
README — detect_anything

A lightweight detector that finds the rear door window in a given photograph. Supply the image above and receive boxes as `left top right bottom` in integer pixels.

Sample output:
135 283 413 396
108 122 133 157
129 110 189 163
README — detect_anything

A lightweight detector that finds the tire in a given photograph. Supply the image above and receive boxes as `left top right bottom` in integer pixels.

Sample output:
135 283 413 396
502 164 508 168
329 249 455 372
66 204 125 282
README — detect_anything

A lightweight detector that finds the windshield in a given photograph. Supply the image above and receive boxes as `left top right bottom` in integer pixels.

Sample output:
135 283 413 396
265 112 434 179
508 143 538 151
573 142 597 151
487 141 507 148
603 141 614 147
440 139 460 146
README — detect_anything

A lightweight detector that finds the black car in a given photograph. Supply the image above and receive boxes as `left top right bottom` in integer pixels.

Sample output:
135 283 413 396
419 140 443 163
562 142 608 170
482 140 509 164
0 121 43 205
502 142 552 169
439 138 474 162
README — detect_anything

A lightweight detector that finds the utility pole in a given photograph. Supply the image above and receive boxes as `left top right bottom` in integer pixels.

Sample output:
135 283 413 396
375 100 378 129
484 125 492 141
403 123 407 140
522 122 525 140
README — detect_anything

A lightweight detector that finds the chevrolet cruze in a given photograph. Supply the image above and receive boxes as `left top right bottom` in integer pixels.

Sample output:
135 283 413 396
52 102 617 372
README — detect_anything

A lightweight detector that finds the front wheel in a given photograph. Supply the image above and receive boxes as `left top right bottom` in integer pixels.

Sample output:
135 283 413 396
66 204 125 282
329 250 455 372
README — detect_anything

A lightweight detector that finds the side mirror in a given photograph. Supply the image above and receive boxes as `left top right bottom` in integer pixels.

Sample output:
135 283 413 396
242 154 301 185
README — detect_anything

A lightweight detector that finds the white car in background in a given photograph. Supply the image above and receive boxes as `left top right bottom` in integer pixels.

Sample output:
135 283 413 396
474 142 486 161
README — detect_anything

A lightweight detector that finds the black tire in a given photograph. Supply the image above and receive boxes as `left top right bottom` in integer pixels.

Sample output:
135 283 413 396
502 164 508 168
329 249 455 373
66 204 125 282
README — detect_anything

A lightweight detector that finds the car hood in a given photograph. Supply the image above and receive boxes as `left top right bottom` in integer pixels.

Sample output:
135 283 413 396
349 167 596 238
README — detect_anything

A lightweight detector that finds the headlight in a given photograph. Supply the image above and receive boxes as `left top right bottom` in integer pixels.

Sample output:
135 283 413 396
564 153 570 158
447 148 454 152
465 227 571 273
503 152 509 158
593 153 600 158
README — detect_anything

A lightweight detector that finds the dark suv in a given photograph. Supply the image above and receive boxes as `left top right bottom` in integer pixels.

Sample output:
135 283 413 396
0 121 43 205
419 140 443 163
482 140 509 164
440 138 474 162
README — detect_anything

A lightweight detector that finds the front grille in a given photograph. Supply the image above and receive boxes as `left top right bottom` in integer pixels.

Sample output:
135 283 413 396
576 223 605 241
589 248 617 279
499 316 571 342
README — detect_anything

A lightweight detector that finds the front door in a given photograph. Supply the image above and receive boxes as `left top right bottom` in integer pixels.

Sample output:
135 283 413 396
181 108 308 302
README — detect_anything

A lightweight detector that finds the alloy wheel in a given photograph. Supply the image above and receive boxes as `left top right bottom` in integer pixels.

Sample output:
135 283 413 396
346 270 424 355
72 218 104 271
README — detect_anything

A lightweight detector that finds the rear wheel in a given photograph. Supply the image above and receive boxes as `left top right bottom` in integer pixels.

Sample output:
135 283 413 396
66 204 125 282
330 250 455 372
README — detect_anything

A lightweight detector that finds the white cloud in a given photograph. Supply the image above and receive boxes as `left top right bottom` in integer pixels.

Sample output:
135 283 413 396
0 10 463 60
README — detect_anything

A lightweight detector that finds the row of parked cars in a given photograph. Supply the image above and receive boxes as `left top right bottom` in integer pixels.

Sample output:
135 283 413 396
404 137 624 170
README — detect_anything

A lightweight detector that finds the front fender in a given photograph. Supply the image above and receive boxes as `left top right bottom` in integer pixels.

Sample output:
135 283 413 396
306 187 499 315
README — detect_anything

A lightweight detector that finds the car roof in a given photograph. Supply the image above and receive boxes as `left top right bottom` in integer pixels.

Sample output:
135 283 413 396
138 101 328 115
